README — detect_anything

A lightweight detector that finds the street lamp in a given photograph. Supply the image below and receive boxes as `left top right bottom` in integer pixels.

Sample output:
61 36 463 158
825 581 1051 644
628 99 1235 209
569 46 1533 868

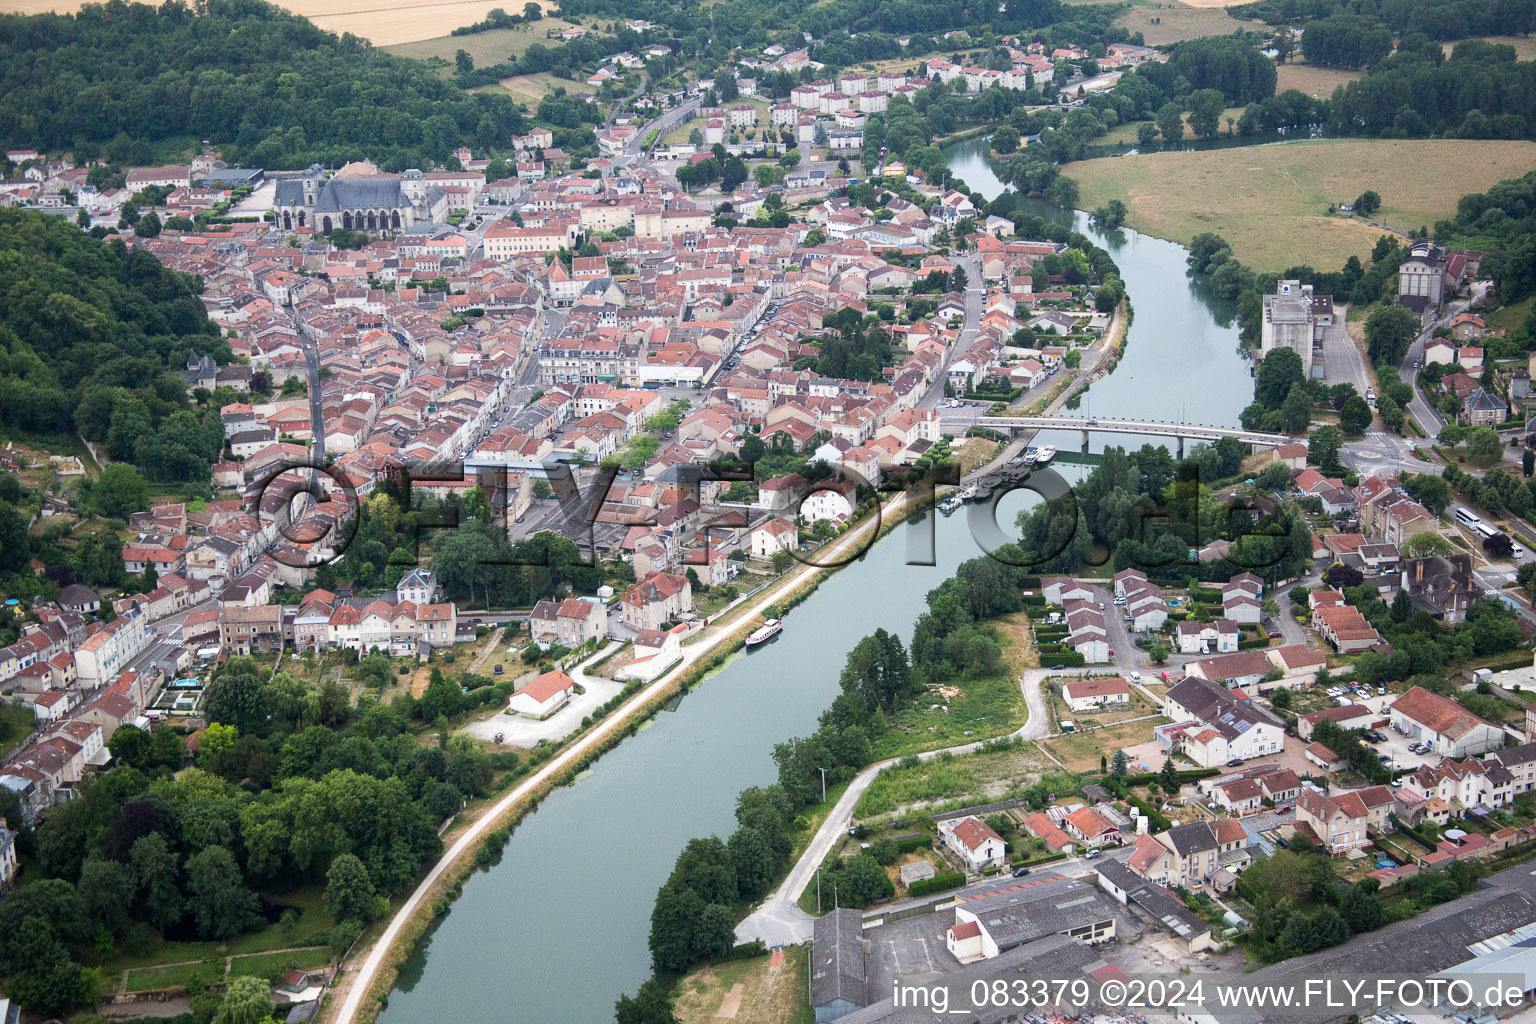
818 766 827 803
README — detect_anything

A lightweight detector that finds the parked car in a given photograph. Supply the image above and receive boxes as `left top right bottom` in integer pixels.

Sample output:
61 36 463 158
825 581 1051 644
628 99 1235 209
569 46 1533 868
1012 866 1031 877
1268 630 1282 639
1226 758 1243 767
1130 672 1141 683
1051 664 1064 670
1083 849 1101 860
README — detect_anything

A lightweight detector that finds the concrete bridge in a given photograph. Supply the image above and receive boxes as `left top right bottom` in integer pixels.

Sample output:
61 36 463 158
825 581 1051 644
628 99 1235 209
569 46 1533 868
957 415 1294 456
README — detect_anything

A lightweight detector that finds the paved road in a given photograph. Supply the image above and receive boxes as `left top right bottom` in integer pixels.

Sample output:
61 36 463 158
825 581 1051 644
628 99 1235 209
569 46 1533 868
918 253 983 409
329 489 920 1024
1319 304 1369 396
735 651 1053 947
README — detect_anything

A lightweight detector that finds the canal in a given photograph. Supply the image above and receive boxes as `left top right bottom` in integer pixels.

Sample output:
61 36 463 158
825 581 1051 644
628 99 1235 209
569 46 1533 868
376 136 1259 1024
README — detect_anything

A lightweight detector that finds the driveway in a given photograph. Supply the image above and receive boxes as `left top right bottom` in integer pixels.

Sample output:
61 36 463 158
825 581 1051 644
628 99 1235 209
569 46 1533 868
460 664 627 748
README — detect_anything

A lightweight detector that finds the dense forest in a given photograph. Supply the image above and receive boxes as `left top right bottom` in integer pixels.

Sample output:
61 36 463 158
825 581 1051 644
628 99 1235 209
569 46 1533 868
1229 0 1535 42
0 651 498 1015
0 210 228 483
0 0 526 168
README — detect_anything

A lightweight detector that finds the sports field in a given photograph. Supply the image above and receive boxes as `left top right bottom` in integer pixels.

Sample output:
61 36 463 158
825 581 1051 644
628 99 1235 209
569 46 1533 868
1 0 563 45
1063 138 1536 270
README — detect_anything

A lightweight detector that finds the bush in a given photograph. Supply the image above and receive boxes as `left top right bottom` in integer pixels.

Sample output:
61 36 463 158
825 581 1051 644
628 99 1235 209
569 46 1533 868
907 872 966 897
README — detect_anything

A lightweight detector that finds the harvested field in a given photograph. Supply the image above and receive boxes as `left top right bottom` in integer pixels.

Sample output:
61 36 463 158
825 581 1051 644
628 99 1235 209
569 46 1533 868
1063 139 1536 270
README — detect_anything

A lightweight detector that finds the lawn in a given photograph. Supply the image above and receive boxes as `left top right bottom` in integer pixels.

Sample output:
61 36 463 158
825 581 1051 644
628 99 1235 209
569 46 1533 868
125 960 225 993
1062 139 1536 270
1042 718 1170 772
0 702 35 760
854 741 1059 818
1116 6 1266 46
1274 61 1363 100
674 946 813 1024
100 887 335 980
384 17 599 66
226 947 334 982
1488 296 1534 333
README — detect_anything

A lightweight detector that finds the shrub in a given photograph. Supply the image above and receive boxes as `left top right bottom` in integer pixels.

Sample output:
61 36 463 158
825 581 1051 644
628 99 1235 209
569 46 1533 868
907 872 965 897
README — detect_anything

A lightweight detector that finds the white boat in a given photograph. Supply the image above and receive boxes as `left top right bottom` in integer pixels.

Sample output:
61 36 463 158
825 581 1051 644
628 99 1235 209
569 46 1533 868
745 619 783 648
938 495 962 514
1034 445 1056 466
958 485 977 502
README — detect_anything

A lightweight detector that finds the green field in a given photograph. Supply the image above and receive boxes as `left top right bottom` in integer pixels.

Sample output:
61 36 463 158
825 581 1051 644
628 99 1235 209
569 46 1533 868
1441 35 1536 61
1063 138 1536 270
1117 5 1265 45
384 18 600 68
102 887 337 984
126 960 225 993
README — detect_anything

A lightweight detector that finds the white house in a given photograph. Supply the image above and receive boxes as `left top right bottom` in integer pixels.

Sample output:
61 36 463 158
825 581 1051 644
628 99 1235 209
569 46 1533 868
1062 676 1132 713
507 669 575 718
621 628 683 681
750 516 798 560
939 815 1007 872
800 479 857 523
396 568 439 605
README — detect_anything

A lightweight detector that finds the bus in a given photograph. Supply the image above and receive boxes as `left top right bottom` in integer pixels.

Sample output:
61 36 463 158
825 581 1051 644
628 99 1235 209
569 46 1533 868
1456 506 1483 527
1474 522 1498 541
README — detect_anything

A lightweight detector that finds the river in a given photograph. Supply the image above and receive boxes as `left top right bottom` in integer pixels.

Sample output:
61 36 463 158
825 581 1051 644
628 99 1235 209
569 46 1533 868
375 136 1256 1024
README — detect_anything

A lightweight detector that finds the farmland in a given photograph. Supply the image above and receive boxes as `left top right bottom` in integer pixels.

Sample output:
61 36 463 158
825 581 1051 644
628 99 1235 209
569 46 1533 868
1116 4 1264 45
5 0 568 46
384 16 597 66
1274 61 1363 99
1063 139 1536 270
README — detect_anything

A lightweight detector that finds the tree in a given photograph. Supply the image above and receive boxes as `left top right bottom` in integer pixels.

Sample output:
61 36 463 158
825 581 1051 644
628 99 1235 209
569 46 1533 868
1255 348 1304 411
1149 643 1169 665
455 49 474 75
1187 89 1225 139
1280 384 1313 434
1467 426 1503 468
185 845 262 940
1308 424 1344 474
839 629 912 713
107 724 152 769
1376 394 1404 433
738 434 765 464
1136 122 1159 149
1338 395 1373 433
214 976 274 1024
992 125 1020 154
325 852 379 925
78 856 136 936
771 549 793 574
532 478 553 500
1340 882 1383 933
131 832 185 931
1110 750 1129 778
615 978 679 1024
1159 757 1179 794
135 211 161 237
1156 102 1184 145
1364 305 1419 366
1403 531 1453 558
203 667 269 735
1354 190 1381 217
93 463 149 518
